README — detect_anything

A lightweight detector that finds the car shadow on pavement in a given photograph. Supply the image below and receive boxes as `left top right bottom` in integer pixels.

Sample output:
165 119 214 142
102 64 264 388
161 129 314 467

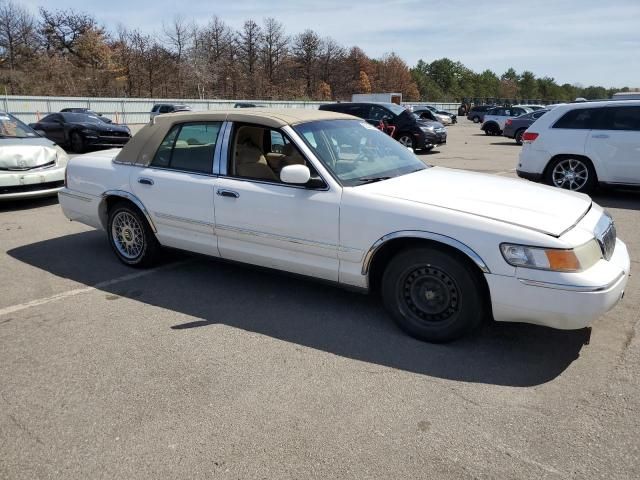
0 196 58 212
490 141 520 146
8 231 591 388
592 189 640 212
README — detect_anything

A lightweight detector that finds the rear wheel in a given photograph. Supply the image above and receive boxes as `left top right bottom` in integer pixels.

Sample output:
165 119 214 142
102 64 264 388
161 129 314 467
545 157 596 194
381 247 485 343
472 116 480 123
108 201 160 267
70 131 86 153
515 129 525 145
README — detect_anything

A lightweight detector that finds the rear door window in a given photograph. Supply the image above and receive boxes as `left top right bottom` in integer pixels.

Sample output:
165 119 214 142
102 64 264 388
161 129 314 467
151 122 222 173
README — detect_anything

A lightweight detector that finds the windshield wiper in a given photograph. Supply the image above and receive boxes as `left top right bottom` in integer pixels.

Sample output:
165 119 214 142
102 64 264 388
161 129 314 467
357 176 392 185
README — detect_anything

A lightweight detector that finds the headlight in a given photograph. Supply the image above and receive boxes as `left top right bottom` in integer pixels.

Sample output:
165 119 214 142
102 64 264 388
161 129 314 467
500 240 602 272
54 145 69 167
420 126 435 132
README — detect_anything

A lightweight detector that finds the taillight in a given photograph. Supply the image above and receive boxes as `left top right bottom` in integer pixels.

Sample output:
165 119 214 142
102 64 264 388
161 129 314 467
505 119 512 126
522 132 539 142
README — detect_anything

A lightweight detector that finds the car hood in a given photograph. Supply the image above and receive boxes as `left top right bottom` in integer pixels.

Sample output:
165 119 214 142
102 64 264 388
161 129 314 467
71 122 129 133
360 167 591 236
0 138 58 170
417 119 445 129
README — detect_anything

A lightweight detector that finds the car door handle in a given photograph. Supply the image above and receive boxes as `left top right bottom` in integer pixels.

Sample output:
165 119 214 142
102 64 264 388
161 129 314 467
138 177 154 186
217 189 239 198
592 134 609 139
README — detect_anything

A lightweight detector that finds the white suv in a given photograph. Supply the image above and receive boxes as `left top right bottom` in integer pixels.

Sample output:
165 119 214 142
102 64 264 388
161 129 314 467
481 106 532 136
517 100 640 193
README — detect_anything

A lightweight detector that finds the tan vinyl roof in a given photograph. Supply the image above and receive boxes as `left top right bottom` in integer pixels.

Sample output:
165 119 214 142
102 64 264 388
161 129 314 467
115 108 355 166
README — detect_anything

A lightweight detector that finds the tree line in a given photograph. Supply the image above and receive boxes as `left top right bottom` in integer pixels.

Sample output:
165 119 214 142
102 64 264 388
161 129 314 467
0 1 629 103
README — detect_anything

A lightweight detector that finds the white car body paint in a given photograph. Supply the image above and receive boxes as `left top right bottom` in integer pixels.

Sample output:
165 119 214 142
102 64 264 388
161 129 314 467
59 116 630 331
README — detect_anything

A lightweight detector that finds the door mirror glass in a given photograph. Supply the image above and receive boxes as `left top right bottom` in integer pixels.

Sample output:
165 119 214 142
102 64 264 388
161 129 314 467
280 164 311 184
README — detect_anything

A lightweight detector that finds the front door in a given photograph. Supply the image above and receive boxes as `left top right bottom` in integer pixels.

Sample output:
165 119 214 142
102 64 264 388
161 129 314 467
214 123 341 281
130 121 223 256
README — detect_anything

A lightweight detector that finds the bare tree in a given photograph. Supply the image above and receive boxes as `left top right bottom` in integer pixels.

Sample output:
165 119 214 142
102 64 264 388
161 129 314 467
163 15 192 96
293 29 321 98
261 17 288 97
0 0 38 92
236 19 262 97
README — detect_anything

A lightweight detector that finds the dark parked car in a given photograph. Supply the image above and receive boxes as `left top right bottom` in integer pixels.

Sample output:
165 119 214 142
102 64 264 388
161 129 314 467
503 109 548 145
319 102 446 151
60 108 113 123
150 103 191 120
30 112 132 153
466 105 495 123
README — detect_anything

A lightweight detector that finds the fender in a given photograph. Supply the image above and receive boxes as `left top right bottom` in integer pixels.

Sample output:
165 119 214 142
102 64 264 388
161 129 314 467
361 230 490 275
100 189 157 233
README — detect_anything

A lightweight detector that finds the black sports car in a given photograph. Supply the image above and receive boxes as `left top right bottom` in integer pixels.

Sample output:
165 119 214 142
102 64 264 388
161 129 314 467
30 112 131 153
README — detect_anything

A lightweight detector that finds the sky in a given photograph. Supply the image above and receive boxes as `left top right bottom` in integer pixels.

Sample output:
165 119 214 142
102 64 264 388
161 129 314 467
20 0 640 88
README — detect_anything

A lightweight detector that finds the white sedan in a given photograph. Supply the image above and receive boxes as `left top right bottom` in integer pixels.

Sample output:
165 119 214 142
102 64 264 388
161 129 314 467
58 110 630 342
0 112 69 200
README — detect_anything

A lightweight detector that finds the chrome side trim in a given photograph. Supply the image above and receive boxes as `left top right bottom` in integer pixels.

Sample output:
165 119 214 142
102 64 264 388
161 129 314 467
154 211 215 228
101 190 157 233
216 223 349 252
361 230 491 275
58 190 93 203
518 272 626 292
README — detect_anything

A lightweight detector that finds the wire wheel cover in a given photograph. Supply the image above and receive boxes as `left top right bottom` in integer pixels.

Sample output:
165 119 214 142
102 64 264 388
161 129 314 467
552 159 588 190
111 211 144 259
402 266 460 323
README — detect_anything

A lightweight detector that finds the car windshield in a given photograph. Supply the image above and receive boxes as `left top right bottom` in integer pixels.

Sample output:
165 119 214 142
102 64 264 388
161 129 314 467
0 114 39 138
62 113 104 124
294 119 428 187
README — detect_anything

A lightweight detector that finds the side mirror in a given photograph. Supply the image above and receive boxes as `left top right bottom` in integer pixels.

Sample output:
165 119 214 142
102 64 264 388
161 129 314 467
280 164 310 184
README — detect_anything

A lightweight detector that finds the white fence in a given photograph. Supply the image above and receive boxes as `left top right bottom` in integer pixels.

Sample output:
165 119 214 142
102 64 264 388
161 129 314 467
2 95 461 125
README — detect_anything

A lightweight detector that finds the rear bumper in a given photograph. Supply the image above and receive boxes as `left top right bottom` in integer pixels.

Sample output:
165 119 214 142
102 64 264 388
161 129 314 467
516 169 543 182
487 239 630 330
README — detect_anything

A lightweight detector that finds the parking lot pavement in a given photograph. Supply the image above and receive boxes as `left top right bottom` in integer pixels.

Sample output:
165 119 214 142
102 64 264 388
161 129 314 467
1 122 639 479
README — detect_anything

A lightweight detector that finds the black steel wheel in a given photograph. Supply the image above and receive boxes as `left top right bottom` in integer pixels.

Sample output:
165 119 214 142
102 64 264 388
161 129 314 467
381 247 485 342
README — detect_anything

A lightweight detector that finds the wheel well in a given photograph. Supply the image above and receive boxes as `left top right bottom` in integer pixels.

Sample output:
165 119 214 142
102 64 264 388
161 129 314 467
543 154 598 182
367 237 492 318
99 195 141 230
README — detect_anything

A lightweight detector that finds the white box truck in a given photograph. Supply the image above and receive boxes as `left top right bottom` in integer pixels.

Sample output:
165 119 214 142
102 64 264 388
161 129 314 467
351 93 402 104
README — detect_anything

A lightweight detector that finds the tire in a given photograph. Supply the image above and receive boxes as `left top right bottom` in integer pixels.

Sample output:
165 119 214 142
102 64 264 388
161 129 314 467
397 133 415 151
381 247 485 343
472 116 480 123
545 156 596 194
484 123 500 136
515 129 525 145
70 131 86 153
107 201 161 267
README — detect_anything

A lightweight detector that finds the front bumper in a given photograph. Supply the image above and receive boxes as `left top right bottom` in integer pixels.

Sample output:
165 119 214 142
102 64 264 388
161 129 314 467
0 166 66 200
417 130 447 148
84 134 131 148
486 238 630 330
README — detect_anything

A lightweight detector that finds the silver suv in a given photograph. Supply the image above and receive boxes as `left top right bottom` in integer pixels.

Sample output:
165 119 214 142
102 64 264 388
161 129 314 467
481 106 532 136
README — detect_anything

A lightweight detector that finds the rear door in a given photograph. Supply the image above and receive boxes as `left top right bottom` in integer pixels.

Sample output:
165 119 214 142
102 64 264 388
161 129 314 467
586 106 640 184
39 114 65 144
548 107 600 159
130 121 224 255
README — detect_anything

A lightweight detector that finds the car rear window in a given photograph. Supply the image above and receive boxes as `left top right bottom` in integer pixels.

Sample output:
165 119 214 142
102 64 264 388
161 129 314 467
606 106 640 131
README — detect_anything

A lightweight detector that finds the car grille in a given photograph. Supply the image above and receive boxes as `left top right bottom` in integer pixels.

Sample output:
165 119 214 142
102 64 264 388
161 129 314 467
595 214 616 261
0 180 64 195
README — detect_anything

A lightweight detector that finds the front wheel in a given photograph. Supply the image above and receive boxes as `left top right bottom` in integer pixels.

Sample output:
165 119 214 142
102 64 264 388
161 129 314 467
545 157 596 194
70 131 86 153
381 247 485 342
397 134 415 151
108 202 160 267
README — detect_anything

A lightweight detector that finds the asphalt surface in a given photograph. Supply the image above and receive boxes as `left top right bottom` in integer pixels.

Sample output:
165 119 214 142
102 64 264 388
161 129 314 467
1 121 639 479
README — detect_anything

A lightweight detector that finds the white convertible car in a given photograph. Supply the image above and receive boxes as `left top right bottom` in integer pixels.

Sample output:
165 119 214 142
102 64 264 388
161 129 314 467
58 110 630 342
